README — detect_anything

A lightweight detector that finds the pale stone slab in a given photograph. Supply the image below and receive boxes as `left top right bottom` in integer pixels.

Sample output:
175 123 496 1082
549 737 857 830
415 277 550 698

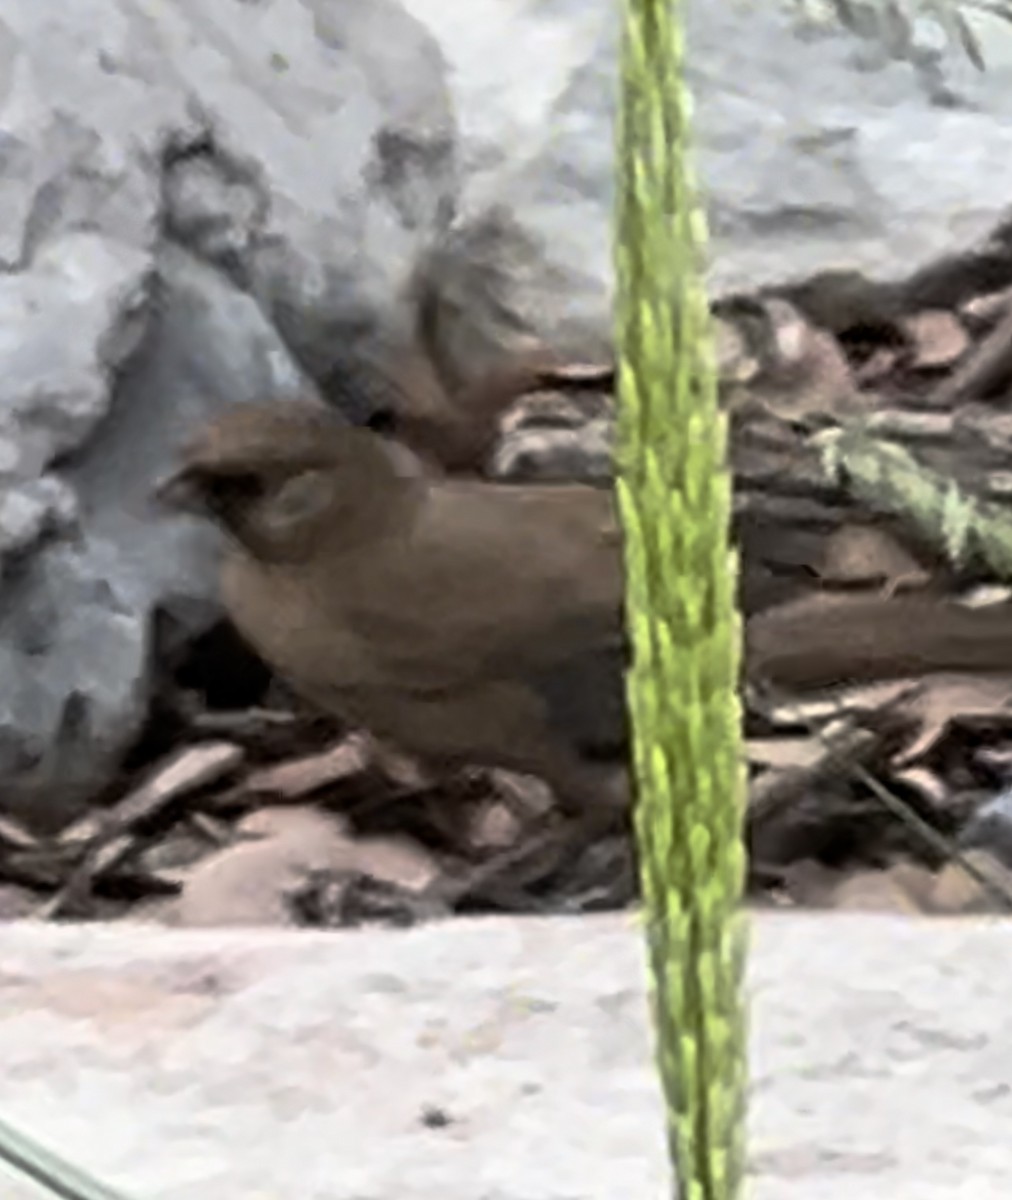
0 913 1008 1198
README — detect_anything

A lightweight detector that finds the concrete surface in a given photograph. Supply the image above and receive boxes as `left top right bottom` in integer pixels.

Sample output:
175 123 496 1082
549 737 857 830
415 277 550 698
0 913 1008 1199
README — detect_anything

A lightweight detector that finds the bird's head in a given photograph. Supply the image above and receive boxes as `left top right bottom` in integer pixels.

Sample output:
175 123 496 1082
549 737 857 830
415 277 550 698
155 401 424 562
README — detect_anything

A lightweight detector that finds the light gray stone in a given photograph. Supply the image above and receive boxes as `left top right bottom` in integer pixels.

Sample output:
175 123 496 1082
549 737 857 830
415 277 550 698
404 0 1012 369
0 0 455 825
0 913 1008 1199
960 787 1012 867
0 246 316 830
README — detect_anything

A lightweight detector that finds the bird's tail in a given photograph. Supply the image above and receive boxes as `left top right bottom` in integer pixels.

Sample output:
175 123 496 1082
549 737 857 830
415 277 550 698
747 592 1012 689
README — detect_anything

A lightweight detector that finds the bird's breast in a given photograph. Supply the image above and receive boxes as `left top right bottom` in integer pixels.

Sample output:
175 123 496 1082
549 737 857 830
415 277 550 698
219 552 379 696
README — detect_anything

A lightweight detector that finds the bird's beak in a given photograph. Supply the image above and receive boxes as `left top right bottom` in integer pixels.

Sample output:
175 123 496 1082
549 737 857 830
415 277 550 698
150 467 206 515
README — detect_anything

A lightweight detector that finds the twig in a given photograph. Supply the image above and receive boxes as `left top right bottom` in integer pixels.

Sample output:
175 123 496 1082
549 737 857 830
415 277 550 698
781 697 1012 910
924 298 1012 409
748 720 878 828
849 761 1012 911
40 742 242 919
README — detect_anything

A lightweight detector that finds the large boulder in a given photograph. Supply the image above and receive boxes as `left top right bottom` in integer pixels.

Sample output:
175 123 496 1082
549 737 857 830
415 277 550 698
0 0 454 828
403 0 1012 373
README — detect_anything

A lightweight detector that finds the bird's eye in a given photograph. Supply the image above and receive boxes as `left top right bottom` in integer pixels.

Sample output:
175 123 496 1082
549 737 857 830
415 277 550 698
261 470 334 532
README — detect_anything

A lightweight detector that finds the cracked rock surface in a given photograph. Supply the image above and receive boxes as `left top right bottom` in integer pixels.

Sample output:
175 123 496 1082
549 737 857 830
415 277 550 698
402 0 1012 366
0 0 454 827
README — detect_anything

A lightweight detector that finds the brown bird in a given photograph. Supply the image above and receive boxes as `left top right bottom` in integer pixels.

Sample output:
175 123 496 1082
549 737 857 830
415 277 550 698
157 397 1012 896
156 401 630 831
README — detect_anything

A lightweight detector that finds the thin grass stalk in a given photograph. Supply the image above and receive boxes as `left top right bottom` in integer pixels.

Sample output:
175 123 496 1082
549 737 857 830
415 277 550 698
613 0 749 1196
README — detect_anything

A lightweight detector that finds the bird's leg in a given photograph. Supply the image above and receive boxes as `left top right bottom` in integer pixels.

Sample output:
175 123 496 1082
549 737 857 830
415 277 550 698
336 682 631 908
428 761 630 910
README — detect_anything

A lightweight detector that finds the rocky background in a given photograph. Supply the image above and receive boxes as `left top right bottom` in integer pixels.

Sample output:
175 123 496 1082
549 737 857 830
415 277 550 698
5 0 1012 926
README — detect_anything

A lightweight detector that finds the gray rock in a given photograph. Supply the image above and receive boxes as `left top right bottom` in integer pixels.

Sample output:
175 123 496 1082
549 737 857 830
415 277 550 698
0 913 1009 1198
148 0 456 375
961 787 1012 868
404 0 1012 372
0 0 454 826
0 248 314 830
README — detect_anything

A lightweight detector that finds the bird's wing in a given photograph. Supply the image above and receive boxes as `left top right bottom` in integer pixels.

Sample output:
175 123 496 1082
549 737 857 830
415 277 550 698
334 481 625 690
